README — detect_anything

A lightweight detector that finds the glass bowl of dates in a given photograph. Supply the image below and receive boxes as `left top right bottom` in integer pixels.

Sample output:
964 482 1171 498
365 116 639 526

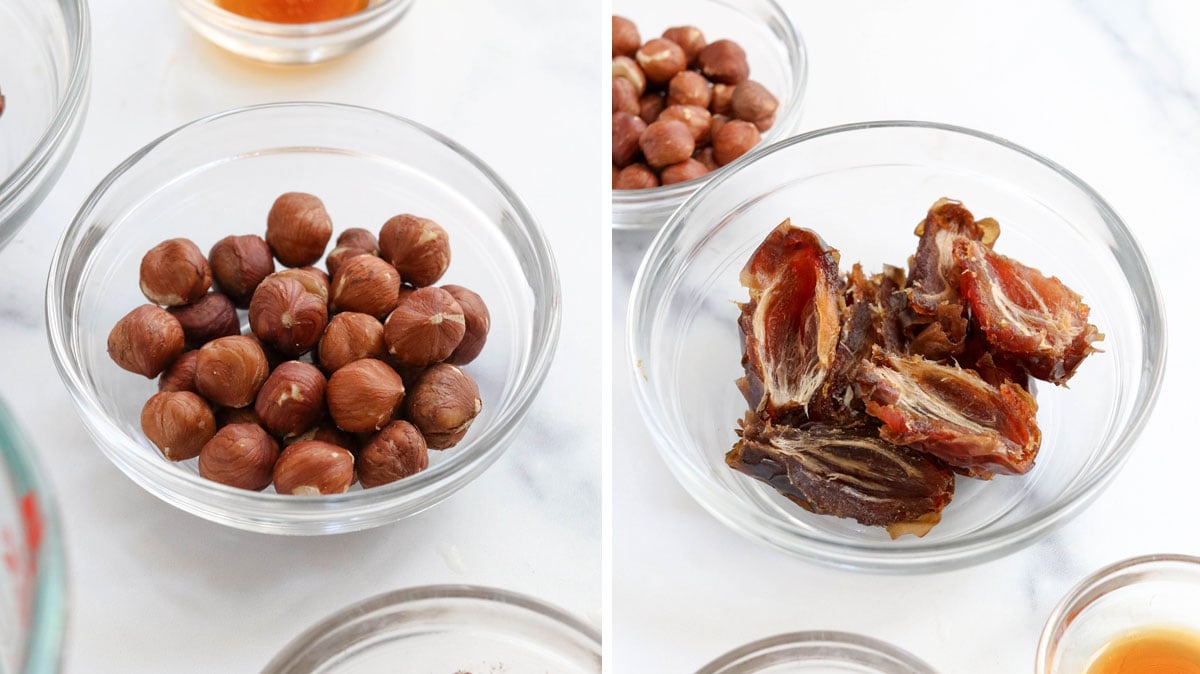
611 0 807 231
0 0 90 250
629 121 1165 571
696 631 937 674
46 102 560 535
262 585 600 673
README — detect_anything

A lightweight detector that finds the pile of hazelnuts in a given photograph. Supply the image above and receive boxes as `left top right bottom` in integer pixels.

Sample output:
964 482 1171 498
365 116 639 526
106 192 490 496
612 15 779 190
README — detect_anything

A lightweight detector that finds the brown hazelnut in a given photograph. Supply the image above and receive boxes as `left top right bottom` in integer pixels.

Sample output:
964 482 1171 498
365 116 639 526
323 245 368 277
639 120 694 168
255 361 327 438
167 292 240 348
636 38 687 85
710 83 735 115
731 80 779 124
695 147 719 172
612 56 646 97
195 335 270 408
108 305 186 378
754 113 776 132
141 391 216 461
612 77 640 116
612 112 647 168
139 238 211 306
209 234 275 307
249 275 329 357
336 228 379 255
198 423 279 491
710 114 730 140
330 254 401 319
266 192 333 267
441 285 490 365
273 441 354 496
713 119 762 165
698 39 750 85
384 287 465 367
217 406 262 428
668 71 712 109
285 421 357 453
269 267 330 304
661 158 710 185
378 214 451 287
405 364 481 449
359 421 428 488
612 15 640 57
159 350 201 393
662 26 706 65
614 163 660 190
639 92 666 124
326 358 406 433
318 312 386 373
658 105 713 145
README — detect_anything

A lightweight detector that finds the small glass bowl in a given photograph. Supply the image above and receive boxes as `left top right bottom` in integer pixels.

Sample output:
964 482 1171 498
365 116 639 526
697 632 938 674
262 585 601 673
46 102 560 535
1036 554 1200 674
174 0 414 65
628 121 1165 572
0 0 90 250
611 0 807 231
0 398 66 674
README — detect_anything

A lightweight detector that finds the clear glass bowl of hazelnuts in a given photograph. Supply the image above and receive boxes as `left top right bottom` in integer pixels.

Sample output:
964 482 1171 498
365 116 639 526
611 0 807 231
46 102 560 534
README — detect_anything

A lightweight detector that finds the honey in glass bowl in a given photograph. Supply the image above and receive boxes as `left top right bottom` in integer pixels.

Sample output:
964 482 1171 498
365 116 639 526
1085 627 1200 674
216 0 367 23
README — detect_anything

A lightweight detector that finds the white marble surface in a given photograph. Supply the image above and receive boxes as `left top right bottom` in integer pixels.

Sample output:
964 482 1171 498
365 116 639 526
0 0 600 671
615 0 1200 671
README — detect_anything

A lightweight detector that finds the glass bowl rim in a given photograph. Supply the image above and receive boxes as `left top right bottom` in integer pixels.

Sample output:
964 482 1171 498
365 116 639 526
173 0 411 35
627 119 1167 570
695 630 938 673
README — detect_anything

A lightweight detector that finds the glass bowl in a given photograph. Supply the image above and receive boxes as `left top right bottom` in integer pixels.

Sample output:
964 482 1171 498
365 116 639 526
1036 554 1200 674
697 632 938 674
611 0 807 231
174 0 414 65
0 398 66 674
46 102 560 535
262 585 601 673
0 0 90 250
628 121 1165 572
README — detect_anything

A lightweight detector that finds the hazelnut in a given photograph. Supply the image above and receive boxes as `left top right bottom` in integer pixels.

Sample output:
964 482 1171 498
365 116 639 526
710 114 730 140
612 165 619 187
754 113 776 132
731 80 779 124
639 92 666 124
636 38 687 85
167 292 240 348
217 406 262 428
612 56 646 96
158 350 201 393
710 83 735 115
270 267 331 303
713 119 762 165
107 305 186 378
318 312 386 373
286 421 357 453
441 285 490 365
697 39 749 84
198 423 279 491
249 275 329 357
331 254 401 319
141 391 216 461
658 105 713 145
325 245 372 278
614 163 660 191
273 441 354 496
139 238 211 306
612 15 640 57
195 335 270 408
326 358 406 433
384 287 465 367
661 158 709 185
662 26 706 65
695 147 719 171
405 364 481 449
336 228 379 255
266 192 333 267
209 234 275 307
668 71 712 109
612 112 647 168
378 214 451 287
639 120 694 168
612 77 640 116
359 421 428 488
255 361 327 438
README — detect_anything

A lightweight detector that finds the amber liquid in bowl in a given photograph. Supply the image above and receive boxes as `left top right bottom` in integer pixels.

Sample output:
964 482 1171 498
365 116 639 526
216 0 367 23
1086 628 1200 674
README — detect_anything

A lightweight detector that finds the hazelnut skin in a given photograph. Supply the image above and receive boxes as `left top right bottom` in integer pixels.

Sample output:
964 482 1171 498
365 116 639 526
696 147 719 172
384 287 466 367
668 71 712 109
441 285 490 365
713 119 762 165
168 292 241 348
614 163 660 191
255 361 327 438
612 15 640 57
273 441 355 496
249 275 329 357
270 267 330 304
661 158 710 186
108 304 186 378
405 364 481 449
612 56 646 97
612 77 640 116
266 192 333 267
359 420 428 488
158 350 201 393
378 214 451 288
209 234 275 307
710 83 735 115
217 406 263 428
198 423 279 491
731 80 779 124
662 26 706 65
612 112 647 168
195 335 270 408
754 113 776 132
141 391 216 461
318 312 386 373
639 120 694 169
658 105 713 145
326 358 406 433
139 238 212 307
336 228 379 255
636 38 687 85
639 92 666 124
710 114 730 140
325 245 372 278
698 39 750 84
285 421 357 453
331 249 401 319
